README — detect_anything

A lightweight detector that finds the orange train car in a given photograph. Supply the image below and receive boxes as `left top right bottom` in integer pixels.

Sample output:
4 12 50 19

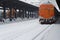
39 4 56 24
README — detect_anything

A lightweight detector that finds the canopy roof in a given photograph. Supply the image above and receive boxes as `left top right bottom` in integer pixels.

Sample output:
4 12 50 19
0 0 38 11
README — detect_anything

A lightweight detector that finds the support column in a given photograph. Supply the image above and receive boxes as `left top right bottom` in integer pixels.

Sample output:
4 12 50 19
14 8 17 18
35 11 38 18
26 10 28 18
9 8 12 21
34 11 36 18
20 9 23 18
15 7 18 18
19 9 21 17
25 10 27 18
27 11 29 18
32 12 34 18
22 10 24 18
3 7 6 19
24 10 25 18
30 11 32 18
29 11 31 17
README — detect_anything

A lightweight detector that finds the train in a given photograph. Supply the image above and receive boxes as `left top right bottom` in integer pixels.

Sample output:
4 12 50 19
39 4 54 24
39 4 59 24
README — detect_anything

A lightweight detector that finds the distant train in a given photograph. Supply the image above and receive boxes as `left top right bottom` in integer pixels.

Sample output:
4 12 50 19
39 4 59 24
38 0 60 24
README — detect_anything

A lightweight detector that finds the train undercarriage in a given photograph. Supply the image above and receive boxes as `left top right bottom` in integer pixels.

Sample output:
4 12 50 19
39 17 58 24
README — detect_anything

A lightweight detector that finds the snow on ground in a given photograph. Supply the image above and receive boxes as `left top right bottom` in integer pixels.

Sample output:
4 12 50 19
0 18 59 40
43 24 60 40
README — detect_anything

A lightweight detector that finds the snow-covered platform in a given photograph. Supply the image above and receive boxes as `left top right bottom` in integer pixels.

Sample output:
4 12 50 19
0 18 59 40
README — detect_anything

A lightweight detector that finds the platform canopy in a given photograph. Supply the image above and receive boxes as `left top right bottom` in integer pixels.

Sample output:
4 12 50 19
0 0 38 11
